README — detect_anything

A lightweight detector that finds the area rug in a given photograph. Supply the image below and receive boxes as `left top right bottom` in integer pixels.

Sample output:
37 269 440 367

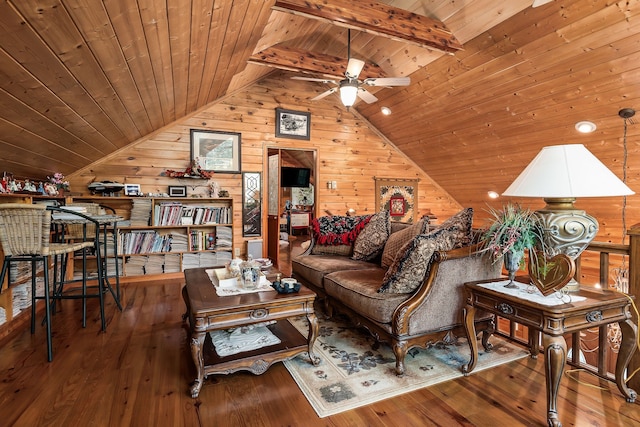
283 315 529 418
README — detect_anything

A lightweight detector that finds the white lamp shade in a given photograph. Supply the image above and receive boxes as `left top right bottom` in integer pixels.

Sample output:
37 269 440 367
502 144 634 198
340 83 358 107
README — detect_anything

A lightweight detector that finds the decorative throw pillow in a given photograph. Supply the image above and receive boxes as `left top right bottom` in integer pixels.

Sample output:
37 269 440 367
430 207 474 248
311 215 373 246
352 210 391 261
380 218 429 268
378 227 460 294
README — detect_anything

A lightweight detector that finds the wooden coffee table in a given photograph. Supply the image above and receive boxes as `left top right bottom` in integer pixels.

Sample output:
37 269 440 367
182 267 319 398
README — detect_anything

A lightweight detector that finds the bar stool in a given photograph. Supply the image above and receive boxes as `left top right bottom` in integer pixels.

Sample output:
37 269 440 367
0 203 96 361
53 203 123 311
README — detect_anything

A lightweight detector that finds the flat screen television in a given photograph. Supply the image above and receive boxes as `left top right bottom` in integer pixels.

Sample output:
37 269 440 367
281 167 311 187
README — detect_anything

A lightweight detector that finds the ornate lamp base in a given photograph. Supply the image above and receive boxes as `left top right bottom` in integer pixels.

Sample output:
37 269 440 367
535 198 599 292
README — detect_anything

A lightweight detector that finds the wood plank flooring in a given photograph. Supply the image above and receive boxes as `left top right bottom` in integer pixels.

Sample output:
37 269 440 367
1 236 639 426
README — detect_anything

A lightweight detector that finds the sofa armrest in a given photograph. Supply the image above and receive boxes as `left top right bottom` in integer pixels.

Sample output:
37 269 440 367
391 244 499 335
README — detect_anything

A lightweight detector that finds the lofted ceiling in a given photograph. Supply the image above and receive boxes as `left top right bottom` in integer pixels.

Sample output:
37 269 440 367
1 0 639 213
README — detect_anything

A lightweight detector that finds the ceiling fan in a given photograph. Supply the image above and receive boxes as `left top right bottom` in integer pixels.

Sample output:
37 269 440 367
292 30 410 109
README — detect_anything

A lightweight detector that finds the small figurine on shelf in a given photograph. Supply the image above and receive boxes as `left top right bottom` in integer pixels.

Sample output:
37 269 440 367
48 172 69 193
23 180 37 192
208 181 220 198
44 182 59 196
218 190 229 197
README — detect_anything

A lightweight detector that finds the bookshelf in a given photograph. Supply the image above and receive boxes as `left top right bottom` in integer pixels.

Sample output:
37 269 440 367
73 196 234 277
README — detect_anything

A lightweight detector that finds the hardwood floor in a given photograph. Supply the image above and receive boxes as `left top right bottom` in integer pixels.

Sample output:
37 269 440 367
1 238 639 426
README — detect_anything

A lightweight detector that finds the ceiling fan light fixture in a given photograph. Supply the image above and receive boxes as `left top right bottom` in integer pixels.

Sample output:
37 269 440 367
340 80 358 108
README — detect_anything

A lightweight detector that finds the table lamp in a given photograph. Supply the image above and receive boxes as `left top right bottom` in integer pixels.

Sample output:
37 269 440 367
502 144 634 291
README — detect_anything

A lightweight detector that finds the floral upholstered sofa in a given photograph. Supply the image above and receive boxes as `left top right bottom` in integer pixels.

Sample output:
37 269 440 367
291 208 501 376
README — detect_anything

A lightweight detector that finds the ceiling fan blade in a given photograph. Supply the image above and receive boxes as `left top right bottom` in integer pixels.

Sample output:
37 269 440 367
363 77 411 87
357 88 378 104
532 0 553 7
291 76 337 84
346 58 365 79
311 87 337 101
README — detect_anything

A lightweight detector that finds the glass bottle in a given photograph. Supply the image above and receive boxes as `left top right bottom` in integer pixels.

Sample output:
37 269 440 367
240 255 259 290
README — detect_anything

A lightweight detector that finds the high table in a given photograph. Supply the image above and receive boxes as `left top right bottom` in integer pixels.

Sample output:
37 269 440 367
50 209 124 314
461 279 637 427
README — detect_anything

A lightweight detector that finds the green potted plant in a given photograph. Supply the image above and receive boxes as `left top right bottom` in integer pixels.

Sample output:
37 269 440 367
480 202 546 288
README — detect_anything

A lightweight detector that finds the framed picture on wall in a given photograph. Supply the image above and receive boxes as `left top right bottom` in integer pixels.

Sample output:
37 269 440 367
275 108 310 140
190 129 241 173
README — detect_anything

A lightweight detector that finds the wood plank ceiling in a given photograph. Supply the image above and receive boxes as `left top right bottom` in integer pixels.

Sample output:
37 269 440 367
1 0 640 219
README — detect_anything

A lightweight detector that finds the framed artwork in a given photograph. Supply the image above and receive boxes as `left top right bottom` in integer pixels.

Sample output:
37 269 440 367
275 108 310 140
190 129 241 173
242 172 262 237
124 183 141 196
374 177 419 223
168 185 187 197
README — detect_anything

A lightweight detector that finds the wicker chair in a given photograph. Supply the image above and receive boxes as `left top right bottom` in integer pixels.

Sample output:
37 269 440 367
0 203 97 361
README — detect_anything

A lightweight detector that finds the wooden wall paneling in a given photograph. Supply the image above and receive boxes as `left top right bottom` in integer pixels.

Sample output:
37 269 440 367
0 3 127 150
100 0 164 131
227 0 276 78
443 0 532 43
138 0 176 124
166 0 192 119
0 99 96 169
70 72 463 257
196 0 235 106
186 0 217 113
66 0 155 133
0 85 109 163
12 0 143 141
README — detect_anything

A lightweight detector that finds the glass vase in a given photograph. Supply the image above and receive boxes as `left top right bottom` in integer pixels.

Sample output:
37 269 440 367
503 249 524 288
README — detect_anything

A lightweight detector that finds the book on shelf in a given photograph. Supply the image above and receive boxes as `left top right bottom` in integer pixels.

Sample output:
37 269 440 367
152 203 231 226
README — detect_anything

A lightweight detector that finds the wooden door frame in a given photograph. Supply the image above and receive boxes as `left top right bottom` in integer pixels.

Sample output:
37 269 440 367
264 147 317 264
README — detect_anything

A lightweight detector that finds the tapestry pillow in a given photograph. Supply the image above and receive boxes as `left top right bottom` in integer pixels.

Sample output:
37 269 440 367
378 227 459 294
378 208 475 294
311 215 373 246
430 207 474 248
351 210 391 261
380 218 429 269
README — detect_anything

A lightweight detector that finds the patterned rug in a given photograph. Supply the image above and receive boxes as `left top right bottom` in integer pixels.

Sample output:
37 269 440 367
284 315 529 418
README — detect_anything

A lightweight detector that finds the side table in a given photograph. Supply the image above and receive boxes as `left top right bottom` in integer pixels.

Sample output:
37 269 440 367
461 279 637 427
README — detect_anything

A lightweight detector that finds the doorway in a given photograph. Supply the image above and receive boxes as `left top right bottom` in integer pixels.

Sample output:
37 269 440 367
265 148 317 268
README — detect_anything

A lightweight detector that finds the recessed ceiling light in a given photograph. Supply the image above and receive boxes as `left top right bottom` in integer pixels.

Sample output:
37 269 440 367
488 191 499 199
575 121 596 133
381 106 392 115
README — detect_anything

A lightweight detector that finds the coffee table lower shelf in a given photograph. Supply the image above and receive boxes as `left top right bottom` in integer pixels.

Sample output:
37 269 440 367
201 320 309 376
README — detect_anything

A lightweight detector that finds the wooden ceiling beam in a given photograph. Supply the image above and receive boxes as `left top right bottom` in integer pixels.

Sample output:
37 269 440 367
272 0 463 53
248 45 386 79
